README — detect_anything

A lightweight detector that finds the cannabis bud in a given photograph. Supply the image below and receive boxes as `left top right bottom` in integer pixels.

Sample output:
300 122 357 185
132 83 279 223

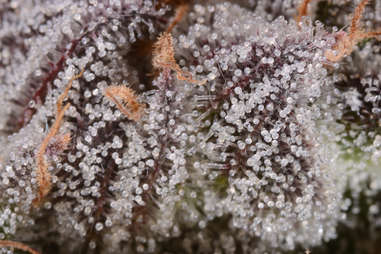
0 0 381 254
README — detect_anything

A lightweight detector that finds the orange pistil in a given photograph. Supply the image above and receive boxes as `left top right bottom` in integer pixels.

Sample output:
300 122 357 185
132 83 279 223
0 240 40 254
104 86 144 121
33 69 84 206
153 32 206 85
325 0 381 62
295 0 313 26
166 3 189 33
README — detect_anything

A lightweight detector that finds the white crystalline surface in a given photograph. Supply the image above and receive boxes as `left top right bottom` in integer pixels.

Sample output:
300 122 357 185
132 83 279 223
0 1 380 254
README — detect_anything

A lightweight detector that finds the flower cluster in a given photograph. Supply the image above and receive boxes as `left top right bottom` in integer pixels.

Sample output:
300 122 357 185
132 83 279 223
0 0 381 254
